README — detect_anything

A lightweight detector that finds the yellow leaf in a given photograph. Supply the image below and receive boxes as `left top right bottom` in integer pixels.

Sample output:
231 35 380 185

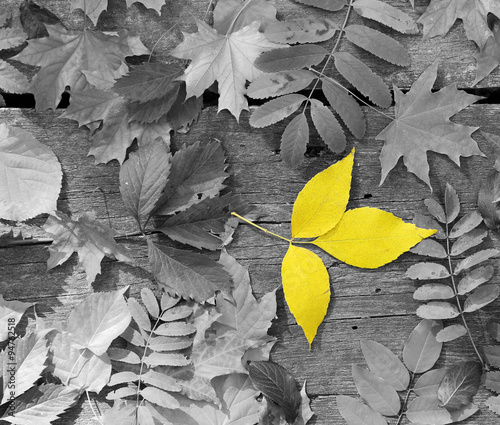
282 244 330 348
291 148 354 239
313 207 436 268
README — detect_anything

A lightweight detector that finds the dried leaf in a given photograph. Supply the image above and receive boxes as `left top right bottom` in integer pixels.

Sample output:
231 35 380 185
449 210 483 238
403 319 443 373
282 244 329 348
352 365 400 416
256 44 328 72
457 265 494 295
360 340 409 391
376 61 484 189
67 287 131 356
454 248 500 274
344 25 410 66
333 51 391 108
43 211 132 284
450 229 487 256
280 112 309 168
436 324 467 342
413 284 454 301
0 123 62 221
463 284 500 313
416 302 460 320
310 99 346 153
147 240 232 302
249 361 301 423
263 17 339 44
336 395 388 425
249 94 307 128
352 0 418 34
247 70 315 99
438 361 482 410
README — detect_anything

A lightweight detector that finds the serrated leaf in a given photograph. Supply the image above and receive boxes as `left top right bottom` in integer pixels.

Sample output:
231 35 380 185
106 386 137 400
457 265 494 295
417 302 460 320
413 284 454 301
170 19 284 120
406 395 452 424
336 395 388 425
249 94 307 128
0 28 26 50
484 347 500 368
360 340 409 391
414 368 448 396
51 331 111 392
153 322 196 337
0 60 29 94
280 112 309 168
148 335 192 352
144 352 190 367
249 361 301 423
141 287 159 319
140 387 180 409
478 171 500 231
153 140 228 216
291 148 353 239
314 207 434 268
444 183 460 223
296 382 314 425
450 229 487 256
376 61 484 189
167 89 203 133
12 26 145 110
0 123 62 221
113 62 183 103
436 324 467 342
413 213 446 239
425 198 447 223
463 284 500 313
438 361 482 410
158 193 246 251
247 70 315 99
256 44 327 72
127 297 151 332
321 78 366 139
344 25 410 66
108 347 141 364
142 369 182 392
403 319 443 373
309 99 346 153
449 210 483 238
352 365 400 416
406 263 450 280
160 306 192 322
282 244 329 348
43 211 132 284
293 0 347 11
334 52 391 108
487 321 500 342
352 0 418 34
0 295 33 341
486 372 500 394
127 86 181 124
263 17 339 44
67 287 130 356
0 384 79 425
148 240 232 302
410 239 447 258
454 249 500 275
108 371 139 386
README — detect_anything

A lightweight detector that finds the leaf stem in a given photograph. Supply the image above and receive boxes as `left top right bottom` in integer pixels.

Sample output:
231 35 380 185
231 212 291 243
86 391 103 425
396 372 415 425
225 0 256 36
444 220 485 367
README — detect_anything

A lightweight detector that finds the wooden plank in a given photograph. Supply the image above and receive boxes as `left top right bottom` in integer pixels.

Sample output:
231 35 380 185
2 0 499 91
0 105 499 422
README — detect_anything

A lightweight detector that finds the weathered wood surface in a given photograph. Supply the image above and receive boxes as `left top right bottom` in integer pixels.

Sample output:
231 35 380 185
2 0 500 91
1 105 500 424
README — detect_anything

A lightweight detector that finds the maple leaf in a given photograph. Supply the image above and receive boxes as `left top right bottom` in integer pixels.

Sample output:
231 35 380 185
11 25 148 110
0 295 33 341
376 61 484 189
43 211 133 284
234 149 435 347
170 19 284 120
0 123 62 221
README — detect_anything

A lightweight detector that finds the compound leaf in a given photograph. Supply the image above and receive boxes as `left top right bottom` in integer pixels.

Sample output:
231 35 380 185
309 99 346 153
256 44 328 72
263 17 339 44
280 113 309 168
353 0 418 34
247 70 315 99
249 94 307 128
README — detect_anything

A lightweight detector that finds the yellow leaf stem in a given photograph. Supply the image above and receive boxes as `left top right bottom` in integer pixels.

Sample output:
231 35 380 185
291 148 354 239
282 244 331 348
312 207 436 268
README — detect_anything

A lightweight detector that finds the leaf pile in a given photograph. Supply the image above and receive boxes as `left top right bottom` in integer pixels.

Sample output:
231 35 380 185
338 319 482 425
247 0 416 167
407 183 500 342
0 15 28 94
236 149 435 348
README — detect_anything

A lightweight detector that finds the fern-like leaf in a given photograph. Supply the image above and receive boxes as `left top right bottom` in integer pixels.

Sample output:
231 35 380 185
256 45 328 72
309 99 346 153
247 70 315 99
249 94 307 128
263 17 339 44
280 113 309 167
352 0 418 34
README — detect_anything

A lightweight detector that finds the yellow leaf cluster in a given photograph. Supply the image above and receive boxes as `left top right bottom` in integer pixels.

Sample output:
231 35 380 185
283 149 435 348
